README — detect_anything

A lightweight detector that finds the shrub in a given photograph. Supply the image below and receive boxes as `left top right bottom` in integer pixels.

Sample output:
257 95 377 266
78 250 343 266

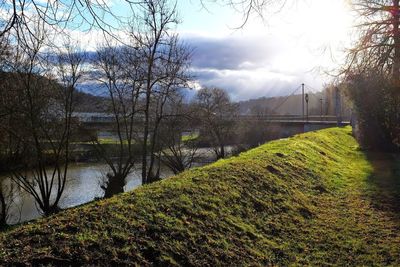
344 72 400 151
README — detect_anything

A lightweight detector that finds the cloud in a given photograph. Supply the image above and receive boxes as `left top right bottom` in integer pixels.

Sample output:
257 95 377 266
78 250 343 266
186 35 273 71
73 31 328 102
183 33 326 101
75 33 326 101
191 67 303 100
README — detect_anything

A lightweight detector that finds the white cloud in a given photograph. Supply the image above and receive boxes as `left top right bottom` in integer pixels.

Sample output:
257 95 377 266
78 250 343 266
183 31 332 101
175 0 353 101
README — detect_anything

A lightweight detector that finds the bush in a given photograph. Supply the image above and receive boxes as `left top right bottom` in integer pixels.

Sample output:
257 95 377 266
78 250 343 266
344 72 400 151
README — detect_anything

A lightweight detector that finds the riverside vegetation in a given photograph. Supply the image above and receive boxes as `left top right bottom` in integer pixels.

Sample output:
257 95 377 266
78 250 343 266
0 127 399 265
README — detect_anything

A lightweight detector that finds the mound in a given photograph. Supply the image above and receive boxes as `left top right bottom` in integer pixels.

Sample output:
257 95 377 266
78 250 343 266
1 127 399 266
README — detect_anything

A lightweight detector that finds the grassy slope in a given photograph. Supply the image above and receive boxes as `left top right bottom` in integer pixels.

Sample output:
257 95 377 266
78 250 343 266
0 127 399 266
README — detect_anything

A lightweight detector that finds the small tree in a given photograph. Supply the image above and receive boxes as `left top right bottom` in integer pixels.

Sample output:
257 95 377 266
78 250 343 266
0 35 26 172
8 21 84 215
194 87 238 159
158 97 198 174
128 0 191 184
143 36 191 182
94 43 143 198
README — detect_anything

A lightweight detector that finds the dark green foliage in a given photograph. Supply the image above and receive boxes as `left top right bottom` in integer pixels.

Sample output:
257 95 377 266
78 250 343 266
0 127 399 266
345 72 400 151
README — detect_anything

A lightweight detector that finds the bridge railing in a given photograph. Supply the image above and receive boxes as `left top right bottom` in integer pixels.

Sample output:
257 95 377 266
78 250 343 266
238 115 351 123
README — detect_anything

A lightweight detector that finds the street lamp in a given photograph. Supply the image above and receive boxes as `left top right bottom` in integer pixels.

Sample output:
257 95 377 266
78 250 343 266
320 98 323 121
305 93 309 122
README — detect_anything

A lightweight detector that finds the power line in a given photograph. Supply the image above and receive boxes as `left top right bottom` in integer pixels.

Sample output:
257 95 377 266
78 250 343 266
270 85 302 114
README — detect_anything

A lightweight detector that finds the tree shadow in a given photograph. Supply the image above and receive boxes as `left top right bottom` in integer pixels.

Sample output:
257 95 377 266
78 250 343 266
365 152 400 217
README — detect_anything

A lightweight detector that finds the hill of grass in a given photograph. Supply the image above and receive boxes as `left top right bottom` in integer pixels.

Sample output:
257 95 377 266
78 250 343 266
0 127 399 266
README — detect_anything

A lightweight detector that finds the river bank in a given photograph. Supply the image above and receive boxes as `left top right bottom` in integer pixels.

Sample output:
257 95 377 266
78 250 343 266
0 146 230 224
1 127 399 265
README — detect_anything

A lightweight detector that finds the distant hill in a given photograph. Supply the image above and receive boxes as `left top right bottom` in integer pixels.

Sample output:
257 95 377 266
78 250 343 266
1 70 351 117
74 90 109 113
75 89 353 118
238 90 352 118
0 71 108 113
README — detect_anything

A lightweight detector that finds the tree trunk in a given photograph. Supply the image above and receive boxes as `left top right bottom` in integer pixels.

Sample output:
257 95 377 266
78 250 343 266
103 173 125 198
43 206 61 217
141 89 151 185
0 190 7 228
146 120 161 183
219 144 225 159
392 0 400 82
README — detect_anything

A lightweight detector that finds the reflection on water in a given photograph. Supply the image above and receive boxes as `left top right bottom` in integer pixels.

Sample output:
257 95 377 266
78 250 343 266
0 163 173 224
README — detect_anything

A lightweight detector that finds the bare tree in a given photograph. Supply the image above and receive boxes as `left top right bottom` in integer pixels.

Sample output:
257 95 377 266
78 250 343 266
94 43 143 197
144 36 191 182
346 0 400 82
342 1 400 150
128 0 191 184
194 87 238 159
0 34 26 170
0 0 278 39
92 0 190 193
0 0 124 38
199 0 287 28
7 20 84 216
158 98 199 174
132 0 179 185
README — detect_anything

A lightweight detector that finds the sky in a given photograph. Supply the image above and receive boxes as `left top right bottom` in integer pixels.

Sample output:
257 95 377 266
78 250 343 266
7 0 354 101
170 0 355 101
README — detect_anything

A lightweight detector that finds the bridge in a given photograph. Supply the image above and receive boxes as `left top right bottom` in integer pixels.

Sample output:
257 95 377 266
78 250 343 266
236 114 351 141
237 114 350 124
236 83 351 133
74 113 351 142
74 83 352 139
75 113 350 128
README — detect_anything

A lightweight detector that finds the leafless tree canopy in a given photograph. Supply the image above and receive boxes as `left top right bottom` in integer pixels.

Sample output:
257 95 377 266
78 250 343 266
346 0 400 81
94 42 144 197
158 98 199 174
194 87 238 159
91 0 191 195
130 0 191 184
0 0 282 40
0 18 85 215
0 0 122 38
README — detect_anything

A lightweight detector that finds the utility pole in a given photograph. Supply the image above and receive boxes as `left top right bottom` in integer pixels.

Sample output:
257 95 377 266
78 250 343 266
302 83 305 119
335 87 342 125
325 99 329 116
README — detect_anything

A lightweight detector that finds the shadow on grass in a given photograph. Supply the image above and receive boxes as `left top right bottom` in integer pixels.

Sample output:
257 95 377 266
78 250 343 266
365 152 400 217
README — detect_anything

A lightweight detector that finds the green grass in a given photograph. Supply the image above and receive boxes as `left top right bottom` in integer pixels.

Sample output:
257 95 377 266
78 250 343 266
0 126 399 266
181 133 199 142
94 138 132 145
72 138 133 145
